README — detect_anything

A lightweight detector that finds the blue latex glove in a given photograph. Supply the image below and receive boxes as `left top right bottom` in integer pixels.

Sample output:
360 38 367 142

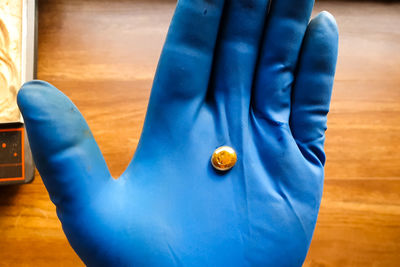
17 0 338 265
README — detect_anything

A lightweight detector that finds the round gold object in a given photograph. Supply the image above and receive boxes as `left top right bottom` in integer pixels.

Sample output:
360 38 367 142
211 146 237 171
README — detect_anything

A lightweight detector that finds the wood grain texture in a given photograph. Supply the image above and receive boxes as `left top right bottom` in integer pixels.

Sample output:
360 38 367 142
0 0 23 122
0 0 399 266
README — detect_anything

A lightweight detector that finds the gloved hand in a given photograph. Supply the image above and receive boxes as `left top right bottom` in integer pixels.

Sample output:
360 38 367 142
17 0 338 265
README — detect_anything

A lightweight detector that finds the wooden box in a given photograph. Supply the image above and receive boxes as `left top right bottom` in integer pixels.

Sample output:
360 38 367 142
0 0 37 185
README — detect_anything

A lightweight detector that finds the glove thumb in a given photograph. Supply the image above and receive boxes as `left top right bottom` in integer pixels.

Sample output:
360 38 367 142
17 80 111 212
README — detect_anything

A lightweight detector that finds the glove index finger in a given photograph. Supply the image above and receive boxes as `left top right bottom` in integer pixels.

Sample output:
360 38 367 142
148 0 225 116
17 80 112 211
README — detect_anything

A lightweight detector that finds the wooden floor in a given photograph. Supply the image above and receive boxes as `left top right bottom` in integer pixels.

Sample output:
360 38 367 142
1 0 399 266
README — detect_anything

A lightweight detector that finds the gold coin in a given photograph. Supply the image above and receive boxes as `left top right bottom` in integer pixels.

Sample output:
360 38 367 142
211 146 237 171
